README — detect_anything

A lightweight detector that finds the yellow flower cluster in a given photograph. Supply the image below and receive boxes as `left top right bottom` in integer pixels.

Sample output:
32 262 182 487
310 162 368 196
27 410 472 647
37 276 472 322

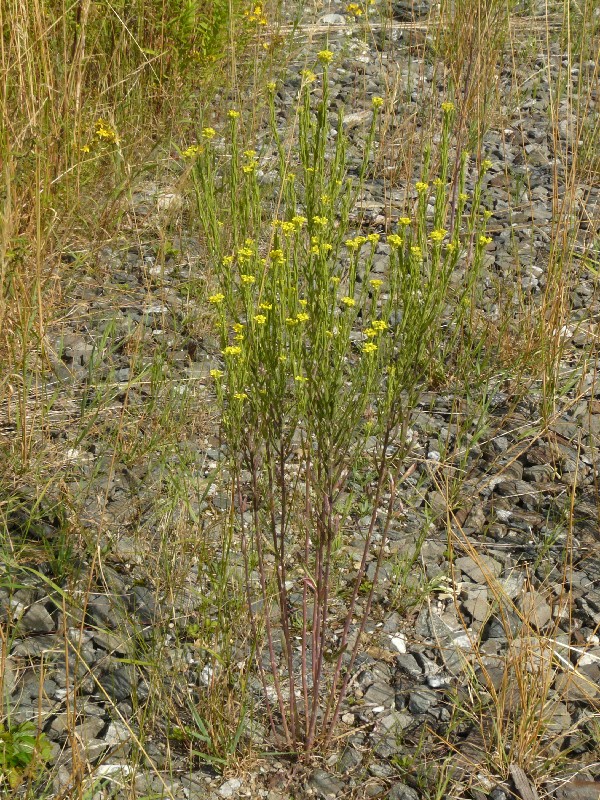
223 346 242 356
183 144 203 158
95 118 119 144
202 127 217 139
387 234 403 248
415 181 429 193
345 235 368 250
372 96 384 109
240 274 256 284
341 296 356 307
228 109 240 120
254 314 267 325
346 2 363 16
479 235 493 246
410 246 422 259
312 215 328 226
441 101 455 113
429 228 448 242
370 279 383 288
399 217 411 226
317 49 334 64
210 369 224 379
209 293 225 304
301 69 317 84
244 3 267 24
363 342 377 354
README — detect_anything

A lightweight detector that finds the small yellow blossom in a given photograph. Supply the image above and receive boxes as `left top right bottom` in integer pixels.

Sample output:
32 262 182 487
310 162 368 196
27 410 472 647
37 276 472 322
410 246 422 259
295 375 308 383
233 392 248 401
80 144 91 154
330 276 341 285
364 328 377 338
481 159 493 172
415 181 429 193
270 248 285 262
433 178 444 187
399 217 411 226
430 228 448 242
223 346 242 356
387 234 403 248
311 245 320 255
479 235 493 246
372 96 384 109
242 164 256 174
240 274 256 284
322 243 333 252
371 320 387 331
286 317 299 326
210 369 224 378
367 233 380 243
259 303 273 311
321 194 329 204
202 127 217 139
445 241 457 253
459 192 468 202
363 342 377 354
281 222 295 235
292 215 307 227
317 49 334 64
233 323 245 333
441 101 455 113
267 81 276 92
341 296 356 307
234 334 244 342
301 69 317 83
278 354 287 362
254 314 267 324
222 255 234 266
95 118 119 144
296 312 309 322
208 293 225 304
347 2 364 16
483 209 492 219
370 279 383 288
312 215 328 226
299 299 308 307
183 144 203 158
228 109 240 119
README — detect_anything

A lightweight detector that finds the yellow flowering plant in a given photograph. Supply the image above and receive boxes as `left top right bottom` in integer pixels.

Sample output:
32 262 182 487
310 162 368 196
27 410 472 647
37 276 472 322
192 92 494 754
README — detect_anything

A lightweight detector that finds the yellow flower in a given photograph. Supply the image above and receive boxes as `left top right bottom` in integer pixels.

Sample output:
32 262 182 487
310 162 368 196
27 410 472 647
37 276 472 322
222 255 234 266
292 215 307 228
254 314 267 324
372 96 384 109
370 279 383 288
387 234 403 248
415 181 429 193
481 159 493 172
240 274 256 284
330 276 341 285
341 296 356 307
80 144 91 154
347 2 364 16
95 118 119 144
286 317 299 326
183 144 203 158
281 221 295 235
228 109 240 119
296 312 309 322
459 192 468 202
479 235 493 246
483 209 492 219
317 49 334 64
364 328 377 338
410 246 422 259
295 375 308 382
429 228 448 242
322 243 333 252
202 127 217 139
299 299 308 307
311 245 320 255
259 302 273 310
223 346 242 356
233 323 245 332
234 334 244 342
445 241 457 253
270 248 285 262
312 215 328 226
233 392 248 401
301 69 316 83
242 164 256 174
267 81 276 92
367 233 380 243
399 217 411 226
278 354 287 362
371 320 387 331
363 342 377 354
210 369 224 378
208 293 225 304
441 101 455 113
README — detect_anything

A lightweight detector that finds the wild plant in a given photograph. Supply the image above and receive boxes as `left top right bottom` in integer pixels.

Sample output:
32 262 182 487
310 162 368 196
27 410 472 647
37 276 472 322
190 50 496 754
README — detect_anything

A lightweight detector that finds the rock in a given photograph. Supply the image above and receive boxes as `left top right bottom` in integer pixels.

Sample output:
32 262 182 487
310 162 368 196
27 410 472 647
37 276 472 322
408 688 438 713
390 633 407 653
363 681 396 708
19 602 55 633
555 665 600 701
98 665 137 702
518 590 552 630
391 0 431 20
320 13 346 24
455 555 502 584
309 769 345 797
218 777 243 798
387 783 420 800
555 781 600 800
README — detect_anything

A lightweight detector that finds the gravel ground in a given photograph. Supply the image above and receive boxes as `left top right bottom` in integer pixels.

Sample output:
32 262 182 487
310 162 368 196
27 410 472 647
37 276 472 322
2 1 600 798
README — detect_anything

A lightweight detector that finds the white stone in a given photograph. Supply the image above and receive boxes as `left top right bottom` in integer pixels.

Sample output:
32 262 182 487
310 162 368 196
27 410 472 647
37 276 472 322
390 634 407 654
